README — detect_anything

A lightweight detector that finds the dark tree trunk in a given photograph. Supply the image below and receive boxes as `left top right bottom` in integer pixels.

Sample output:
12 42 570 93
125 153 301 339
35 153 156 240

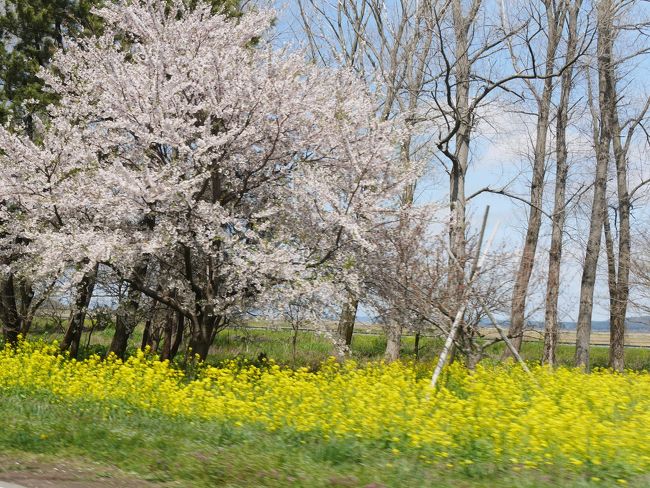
170 313 184 359
17 280 35 337
160 307 177 361
0 273 20 346
108 261 148 359
60 264 98 358
141 317 153 351
189 332 211 361
188 314 220 361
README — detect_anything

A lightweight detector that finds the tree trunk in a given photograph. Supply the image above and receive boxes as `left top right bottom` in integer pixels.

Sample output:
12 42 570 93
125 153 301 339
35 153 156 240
188 313 220 361
337 297 358 347
17 279 34 337
444 0 473 356
170 313 184 360
188 332 211 361
604 213 625 370
0 273 37 344
160 307 175 361
0 273 21 346
543 154 568 367
292 326 299 366
384 322 402 362
108 261 148 359
508 0 564 355
60 264 98 358
574 161 607 370
607 75 630 372
543 0 581 366
141 317 153 351
575 0 613 369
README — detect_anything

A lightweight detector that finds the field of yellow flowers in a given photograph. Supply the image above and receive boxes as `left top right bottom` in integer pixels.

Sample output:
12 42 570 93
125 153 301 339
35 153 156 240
1 341 650 485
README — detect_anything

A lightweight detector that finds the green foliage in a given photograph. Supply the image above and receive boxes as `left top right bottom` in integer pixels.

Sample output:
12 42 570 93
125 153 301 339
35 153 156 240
0 0 104 129
0 0 241 132
188 0 242 16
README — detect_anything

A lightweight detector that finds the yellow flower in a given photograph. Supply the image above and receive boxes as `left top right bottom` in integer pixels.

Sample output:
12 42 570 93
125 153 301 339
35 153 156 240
2 339 650 479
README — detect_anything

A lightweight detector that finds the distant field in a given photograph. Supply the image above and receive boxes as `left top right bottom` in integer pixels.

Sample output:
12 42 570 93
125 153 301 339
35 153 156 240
489 328 650 348
242 321 650 350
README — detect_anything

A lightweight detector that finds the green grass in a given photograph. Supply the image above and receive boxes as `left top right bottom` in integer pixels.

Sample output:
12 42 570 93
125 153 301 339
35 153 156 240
25 319 650 370
210 327 650 371
0 388 644 487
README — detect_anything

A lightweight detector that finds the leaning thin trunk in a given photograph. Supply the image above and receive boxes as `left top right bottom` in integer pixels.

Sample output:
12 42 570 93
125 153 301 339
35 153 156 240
574 148 608 370
60 264 98 358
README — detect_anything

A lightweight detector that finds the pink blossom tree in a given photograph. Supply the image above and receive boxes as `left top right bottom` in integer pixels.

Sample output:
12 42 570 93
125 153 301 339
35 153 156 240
0 0 414 358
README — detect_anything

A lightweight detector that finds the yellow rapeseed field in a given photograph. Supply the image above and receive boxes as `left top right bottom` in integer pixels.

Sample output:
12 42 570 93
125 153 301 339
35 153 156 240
1 341 649 476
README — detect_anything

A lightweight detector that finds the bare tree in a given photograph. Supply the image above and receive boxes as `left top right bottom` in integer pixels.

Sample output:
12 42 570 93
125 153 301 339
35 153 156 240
575 0 649 370
543 0 584 366
602 66 650 371
296 0 573 362
575 0 614 369
507 0 573 354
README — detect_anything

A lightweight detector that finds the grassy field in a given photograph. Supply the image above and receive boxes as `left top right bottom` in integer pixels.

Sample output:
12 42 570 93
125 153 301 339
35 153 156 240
208 327 650 370
25 318 650 370
4 324 650 487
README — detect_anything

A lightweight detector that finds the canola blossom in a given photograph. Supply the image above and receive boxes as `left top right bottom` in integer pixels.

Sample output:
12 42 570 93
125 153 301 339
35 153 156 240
1 342 650 476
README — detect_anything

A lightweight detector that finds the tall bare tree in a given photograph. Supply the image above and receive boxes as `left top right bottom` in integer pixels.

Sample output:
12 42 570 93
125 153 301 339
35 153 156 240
543 0 584 366
507 0 571 354
601 42 650 371
575 0 614 369
575 0 649 369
